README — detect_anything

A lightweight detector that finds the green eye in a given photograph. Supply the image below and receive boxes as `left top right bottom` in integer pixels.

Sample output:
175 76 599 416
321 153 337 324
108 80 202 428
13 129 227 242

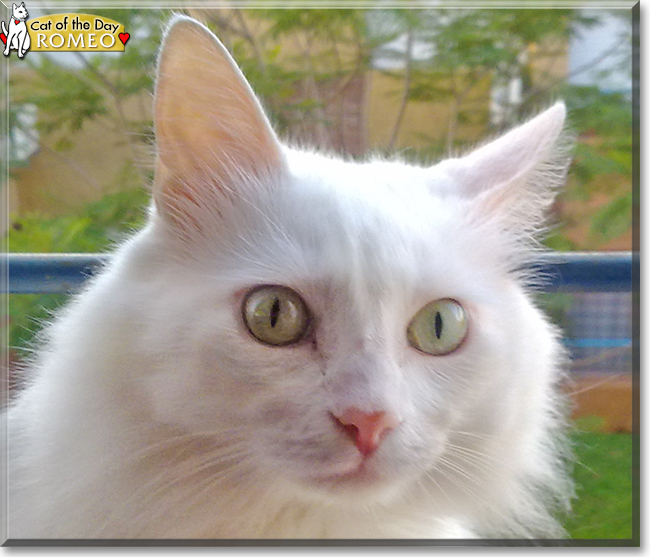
407 299 468 355
243 286 310 346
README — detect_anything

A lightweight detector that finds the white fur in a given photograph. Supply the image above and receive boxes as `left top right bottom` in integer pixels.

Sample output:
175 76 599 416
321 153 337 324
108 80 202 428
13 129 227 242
6 16 573 540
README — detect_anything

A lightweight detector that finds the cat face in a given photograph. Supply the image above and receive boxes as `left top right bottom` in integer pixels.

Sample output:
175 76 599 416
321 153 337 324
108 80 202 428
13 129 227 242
136 16 569 504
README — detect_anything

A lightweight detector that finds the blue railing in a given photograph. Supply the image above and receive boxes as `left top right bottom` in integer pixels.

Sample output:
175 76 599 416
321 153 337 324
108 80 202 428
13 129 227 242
3 251 637 294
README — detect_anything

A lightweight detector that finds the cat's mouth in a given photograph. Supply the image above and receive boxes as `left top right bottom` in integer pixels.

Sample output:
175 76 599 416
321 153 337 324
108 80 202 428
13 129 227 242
307 455 388 492
317 461 366 481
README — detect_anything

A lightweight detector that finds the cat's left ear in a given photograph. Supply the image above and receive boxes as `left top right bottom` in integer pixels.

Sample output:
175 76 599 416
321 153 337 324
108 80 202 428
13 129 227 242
153 16 283 224
437 103 571 229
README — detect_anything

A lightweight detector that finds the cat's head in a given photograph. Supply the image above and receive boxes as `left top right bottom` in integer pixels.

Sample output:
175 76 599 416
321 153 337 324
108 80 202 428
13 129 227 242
12 3 28 20
136 16 571 506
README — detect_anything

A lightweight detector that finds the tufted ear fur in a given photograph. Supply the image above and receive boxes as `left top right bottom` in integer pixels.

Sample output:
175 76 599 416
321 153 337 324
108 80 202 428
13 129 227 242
153 16 283 226
436 103 571 239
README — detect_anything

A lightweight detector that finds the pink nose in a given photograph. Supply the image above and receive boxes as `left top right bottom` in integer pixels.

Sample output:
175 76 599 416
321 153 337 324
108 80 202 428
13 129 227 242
333 408 401 456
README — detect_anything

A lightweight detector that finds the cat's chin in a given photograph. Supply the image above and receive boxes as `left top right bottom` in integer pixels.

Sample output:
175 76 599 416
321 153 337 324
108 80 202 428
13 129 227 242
292 457 412 504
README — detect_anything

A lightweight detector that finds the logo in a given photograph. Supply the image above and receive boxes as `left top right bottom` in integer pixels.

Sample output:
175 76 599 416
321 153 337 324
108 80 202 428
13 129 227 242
1 2 31 58
1 5 129 57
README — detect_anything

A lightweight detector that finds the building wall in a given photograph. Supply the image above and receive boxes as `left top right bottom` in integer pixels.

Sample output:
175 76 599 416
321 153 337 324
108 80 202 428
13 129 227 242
366 70 491 153
3 179 20 236
9 91 151 219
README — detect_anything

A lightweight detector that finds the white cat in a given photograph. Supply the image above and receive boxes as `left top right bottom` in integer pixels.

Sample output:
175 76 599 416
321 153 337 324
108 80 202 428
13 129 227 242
6 16 574 540
2 2 30 58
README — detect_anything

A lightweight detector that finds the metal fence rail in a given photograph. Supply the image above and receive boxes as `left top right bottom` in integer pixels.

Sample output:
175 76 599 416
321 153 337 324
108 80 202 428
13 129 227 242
2 251 637 294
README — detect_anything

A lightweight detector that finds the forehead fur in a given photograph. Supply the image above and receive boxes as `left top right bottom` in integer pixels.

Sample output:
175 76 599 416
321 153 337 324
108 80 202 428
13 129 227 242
188 148 507 307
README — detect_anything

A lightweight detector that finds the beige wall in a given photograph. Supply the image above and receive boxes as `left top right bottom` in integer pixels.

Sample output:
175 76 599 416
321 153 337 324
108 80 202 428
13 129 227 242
3 178 20 236
11 103 150 217
366 70 491 153
9 66 151 220
528 38 569 88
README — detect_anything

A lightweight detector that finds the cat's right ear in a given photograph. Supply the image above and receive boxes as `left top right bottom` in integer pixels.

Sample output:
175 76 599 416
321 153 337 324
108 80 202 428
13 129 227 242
436 103 571 235
153 16 283 224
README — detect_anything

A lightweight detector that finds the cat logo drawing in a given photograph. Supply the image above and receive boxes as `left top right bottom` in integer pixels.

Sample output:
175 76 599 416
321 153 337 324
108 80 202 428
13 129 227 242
1 2 31 58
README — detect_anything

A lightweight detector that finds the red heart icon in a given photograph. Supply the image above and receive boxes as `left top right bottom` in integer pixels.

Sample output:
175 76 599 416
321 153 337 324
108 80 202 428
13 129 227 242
118 32 129 45
0 33 6 45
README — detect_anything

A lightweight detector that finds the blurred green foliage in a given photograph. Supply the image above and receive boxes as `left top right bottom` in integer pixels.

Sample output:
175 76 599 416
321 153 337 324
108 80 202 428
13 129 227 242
567 431 634 540
8 187 149 253
560 86 633 249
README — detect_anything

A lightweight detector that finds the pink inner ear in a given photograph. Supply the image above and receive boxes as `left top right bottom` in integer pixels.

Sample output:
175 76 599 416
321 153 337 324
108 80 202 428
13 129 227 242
153 17 283 225
155 19 280 176
447 103 566 199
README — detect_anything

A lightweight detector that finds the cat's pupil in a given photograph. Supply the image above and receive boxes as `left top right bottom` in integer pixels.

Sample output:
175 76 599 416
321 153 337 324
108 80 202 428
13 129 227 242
270 297 281 328
435 312 443 339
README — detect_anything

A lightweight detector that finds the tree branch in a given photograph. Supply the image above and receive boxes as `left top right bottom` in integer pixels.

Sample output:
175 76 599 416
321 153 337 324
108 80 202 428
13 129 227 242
387 29 414 151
